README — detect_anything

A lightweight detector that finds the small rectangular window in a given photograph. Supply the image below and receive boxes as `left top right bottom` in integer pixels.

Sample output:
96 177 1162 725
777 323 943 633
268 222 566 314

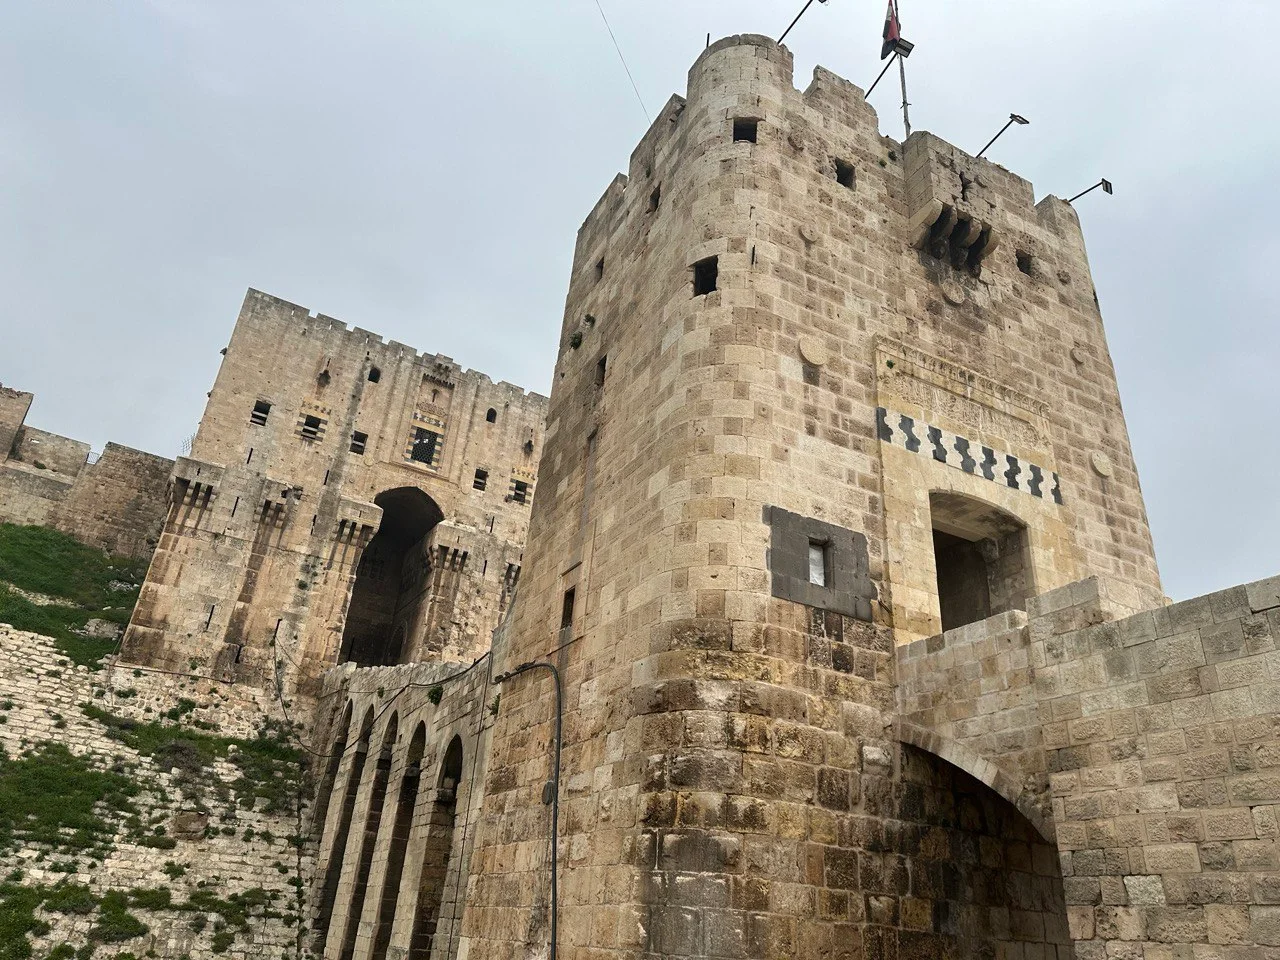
649 184 661 212
474 468 488 491
595 355 607 387
301 415 323 441
560 587 576 631
732 118 758 143
250 400 271 426
693 256 718 297
350 431 367 455
835 159 855 189
594 258 605 282
410 428 440 466
808 540 830 587
512 479 530 504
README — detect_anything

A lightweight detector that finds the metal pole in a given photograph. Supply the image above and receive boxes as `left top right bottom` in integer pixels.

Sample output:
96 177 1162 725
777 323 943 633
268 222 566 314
977 118 1014 159
1067 180 1111 203
779 0 817 44
898 50 911 138
865 53 898 99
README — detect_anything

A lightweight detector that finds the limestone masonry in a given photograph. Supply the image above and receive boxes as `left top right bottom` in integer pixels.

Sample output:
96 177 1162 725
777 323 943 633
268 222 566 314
3 32 1278 960
0 383 172 558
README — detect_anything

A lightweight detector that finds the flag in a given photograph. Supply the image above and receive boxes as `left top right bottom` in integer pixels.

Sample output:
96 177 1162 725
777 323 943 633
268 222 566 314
881 0 901 59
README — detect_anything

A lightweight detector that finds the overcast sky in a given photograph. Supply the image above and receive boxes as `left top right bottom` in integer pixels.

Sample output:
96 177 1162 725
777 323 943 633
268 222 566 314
1 1 1276 601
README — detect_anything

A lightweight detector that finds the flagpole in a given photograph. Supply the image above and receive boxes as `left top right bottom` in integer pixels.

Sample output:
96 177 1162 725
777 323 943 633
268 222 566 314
895 0 911 137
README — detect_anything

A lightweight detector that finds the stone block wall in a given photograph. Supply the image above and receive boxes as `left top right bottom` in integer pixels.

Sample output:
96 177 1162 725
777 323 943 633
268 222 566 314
48 442 174 558
0 624 313 960
898 572 1280 960
0 384 33 458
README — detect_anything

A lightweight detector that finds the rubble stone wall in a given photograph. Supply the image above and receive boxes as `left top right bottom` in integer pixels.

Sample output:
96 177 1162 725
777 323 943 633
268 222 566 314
0 624 312 959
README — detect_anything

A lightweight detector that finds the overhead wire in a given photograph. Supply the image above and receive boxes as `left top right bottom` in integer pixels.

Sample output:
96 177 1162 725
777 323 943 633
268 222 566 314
592 0 649 123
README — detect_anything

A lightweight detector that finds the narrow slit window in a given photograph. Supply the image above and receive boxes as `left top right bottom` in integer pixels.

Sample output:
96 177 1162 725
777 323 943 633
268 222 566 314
693 256 718 297
350 431 368 455
595 355 607 387
835 159 855 189
594 258 605 282
560 587 576 632
649 185 661 212
301 415 323 441
250 400 271 426
473 469 488 491
732 118 758 143
808 539 830 587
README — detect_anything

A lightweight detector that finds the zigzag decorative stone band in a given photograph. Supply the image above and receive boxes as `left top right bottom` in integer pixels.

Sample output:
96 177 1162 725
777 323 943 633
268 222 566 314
876 406 1063 505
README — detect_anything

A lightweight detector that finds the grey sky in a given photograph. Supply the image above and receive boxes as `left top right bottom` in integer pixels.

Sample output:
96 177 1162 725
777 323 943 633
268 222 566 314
2 1 1276 601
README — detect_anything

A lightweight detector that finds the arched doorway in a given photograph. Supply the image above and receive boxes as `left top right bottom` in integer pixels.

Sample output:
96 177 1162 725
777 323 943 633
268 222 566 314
370 723 427 960
407 735 464 960
929 491 1031 632
881 744 1068 960
340 488 444 666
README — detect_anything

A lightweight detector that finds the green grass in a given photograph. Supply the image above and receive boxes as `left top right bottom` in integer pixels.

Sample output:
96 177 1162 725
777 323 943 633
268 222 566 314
82 708 305 814
0 524 147 669
0 884 46 960
0 525 146 608
0 744 137 854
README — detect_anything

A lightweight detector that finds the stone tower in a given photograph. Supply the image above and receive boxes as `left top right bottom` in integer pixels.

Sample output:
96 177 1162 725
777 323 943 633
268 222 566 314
463 35 1162 960
121 290 547 694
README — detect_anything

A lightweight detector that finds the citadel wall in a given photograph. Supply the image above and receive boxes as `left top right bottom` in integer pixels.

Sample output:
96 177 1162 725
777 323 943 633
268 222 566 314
0 382 172 558
121 290 547 696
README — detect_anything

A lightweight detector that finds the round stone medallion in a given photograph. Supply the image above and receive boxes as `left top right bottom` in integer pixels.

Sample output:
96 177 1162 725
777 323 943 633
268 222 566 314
941 279 967 306
799 336 829 367
1090 451 1113 478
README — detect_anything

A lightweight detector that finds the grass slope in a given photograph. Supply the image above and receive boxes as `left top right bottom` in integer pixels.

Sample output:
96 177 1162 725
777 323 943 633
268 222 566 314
0 524 147 668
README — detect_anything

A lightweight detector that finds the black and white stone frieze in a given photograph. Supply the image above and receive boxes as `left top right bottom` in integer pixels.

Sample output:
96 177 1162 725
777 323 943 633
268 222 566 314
876 406 1063 504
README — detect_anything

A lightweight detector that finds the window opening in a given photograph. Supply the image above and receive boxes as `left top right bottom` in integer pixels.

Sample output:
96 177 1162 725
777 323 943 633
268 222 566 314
693 256 719 296
649 184 661 211
368 366 381 383
808 539 830 587
595 355 607 387
473 469 488 491
1017 250 1035 276
560 587 576 634
410 428 440 466
732 118 759 143
250 400 271 426
512 479 530 504
350 431 368 455
930 492 1031 633
245 448 253 465
594 257 605 282
301 415 323 441
486 408 497 423
835 159 856 189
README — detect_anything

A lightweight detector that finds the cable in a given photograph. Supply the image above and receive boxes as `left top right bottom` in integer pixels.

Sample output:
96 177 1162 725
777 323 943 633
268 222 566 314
592 0 649 122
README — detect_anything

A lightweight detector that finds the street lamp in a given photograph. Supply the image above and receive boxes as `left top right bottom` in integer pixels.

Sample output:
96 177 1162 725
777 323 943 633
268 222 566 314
1067 178 1114 203
976 113 1030 159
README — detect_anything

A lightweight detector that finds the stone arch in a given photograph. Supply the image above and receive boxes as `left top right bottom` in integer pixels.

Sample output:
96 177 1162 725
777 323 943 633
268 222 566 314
311 701 353 836
370 722 427 960
340 487 445 666
314 705 375 951
893 718 1053 842
337 712 400 960
929 489 1033 632
407 734 465 960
